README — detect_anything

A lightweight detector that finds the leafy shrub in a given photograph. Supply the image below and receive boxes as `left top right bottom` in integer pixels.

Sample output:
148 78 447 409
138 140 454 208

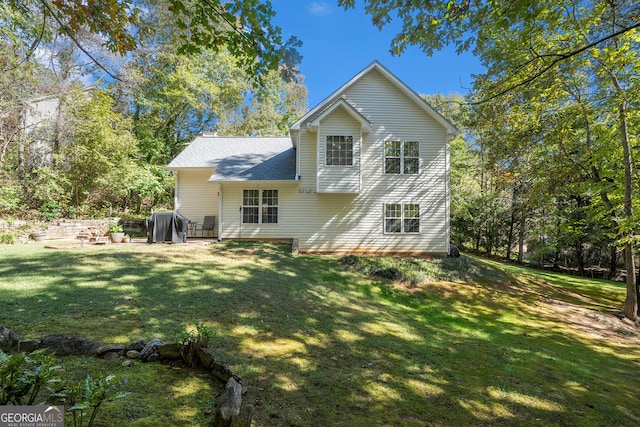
62 374 129 427
39 200 62 221
0 234 15 245
0 349 61 405
0 183 22 214
175 321 215 367
1 350 129 426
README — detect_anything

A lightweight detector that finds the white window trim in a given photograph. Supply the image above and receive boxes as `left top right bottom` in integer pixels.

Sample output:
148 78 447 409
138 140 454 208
325 135 354 166
383 203 420 234
384 140 420 175
242 189 279 225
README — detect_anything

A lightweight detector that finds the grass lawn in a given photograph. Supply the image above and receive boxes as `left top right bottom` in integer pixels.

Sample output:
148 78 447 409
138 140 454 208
1 241 639 426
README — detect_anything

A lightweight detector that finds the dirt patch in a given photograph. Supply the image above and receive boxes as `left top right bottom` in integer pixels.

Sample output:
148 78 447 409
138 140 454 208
543 298 639 343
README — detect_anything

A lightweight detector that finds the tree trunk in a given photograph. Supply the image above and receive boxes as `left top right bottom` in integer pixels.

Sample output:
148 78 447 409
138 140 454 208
576 242 585 276
506 185 517 261
620 99 638 319
581 14 637 318
518 205 526 263
609 245 618 279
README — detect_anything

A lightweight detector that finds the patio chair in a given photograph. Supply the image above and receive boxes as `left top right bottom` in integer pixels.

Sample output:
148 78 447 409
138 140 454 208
197 215 216 238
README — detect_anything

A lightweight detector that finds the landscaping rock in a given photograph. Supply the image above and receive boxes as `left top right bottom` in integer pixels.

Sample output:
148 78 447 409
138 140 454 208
19 339 40 353
158 342 182 360
0 326 19 353
210 360 235 384
140 338 162 362
102 351 120 361
40 334 100 356
213 377 243 427
126 339 147 352
126 350 141 359
198 347 217 368
97 344 126 357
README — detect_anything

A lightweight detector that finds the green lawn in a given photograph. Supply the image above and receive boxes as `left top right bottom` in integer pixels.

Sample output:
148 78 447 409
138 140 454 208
1 241 639 426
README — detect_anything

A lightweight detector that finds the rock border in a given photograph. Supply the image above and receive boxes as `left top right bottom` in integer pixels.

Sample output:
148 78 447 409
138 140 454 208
0 327 250 426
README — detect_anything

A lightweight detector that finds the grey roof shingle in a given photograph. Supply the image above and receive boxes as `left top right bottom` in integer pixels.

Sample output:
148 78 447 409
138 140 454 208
167 135 296 181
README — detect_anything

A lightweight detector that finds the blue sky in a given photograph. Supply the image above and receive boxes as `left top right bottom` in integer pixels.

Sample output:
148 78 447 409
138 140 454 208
271 1 485 107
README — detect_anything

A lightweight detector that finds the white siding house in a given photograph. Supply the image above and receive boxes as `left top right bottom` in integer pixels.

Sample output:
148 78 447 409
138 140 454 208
167 61 457 254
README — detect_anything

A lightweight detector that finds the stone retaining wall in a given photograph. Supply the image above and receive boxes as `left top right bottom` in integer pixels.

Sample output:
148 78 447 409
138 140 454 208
0 219 147 241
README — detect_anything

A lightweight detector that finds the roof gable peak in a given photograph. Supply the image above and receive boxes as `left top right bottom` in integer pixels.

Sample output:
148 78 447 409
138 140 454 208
290 60 457 136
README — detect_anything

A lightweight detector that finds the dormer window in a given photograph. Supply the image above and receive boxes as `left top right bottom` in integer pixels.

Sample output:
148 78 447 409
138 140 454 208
385 141 419 174
326 135 353 166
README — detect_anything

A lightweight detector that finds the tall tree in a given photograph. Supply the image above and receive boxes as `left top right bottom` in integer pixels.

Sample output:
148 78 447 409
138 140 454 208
218 69 308 137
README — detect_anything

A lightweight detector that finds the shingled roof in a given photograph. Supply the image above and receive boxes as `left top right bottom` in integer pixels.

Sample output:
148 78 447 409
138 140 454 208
167 135 296 181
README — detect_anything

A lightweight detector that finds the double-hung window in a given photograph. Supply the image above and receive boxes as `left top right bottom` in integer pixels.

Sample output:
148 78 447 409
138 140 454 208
326 135 353 166
385 140 419 174
243 190 278 224
384 203 420 234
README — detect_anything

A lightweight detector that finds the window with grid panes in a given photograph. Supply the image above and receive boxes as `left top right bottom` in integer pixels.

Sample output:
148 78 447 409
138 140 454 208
242 189 278 224
385 140 419 174
326 135 353 165
384 203 420 233
242 190 259 223
261 190 278 224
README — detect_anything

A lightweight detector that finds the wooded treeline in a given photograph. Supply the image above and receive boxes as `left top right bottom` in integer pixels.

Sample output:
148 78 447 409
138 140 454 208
0 0 306 219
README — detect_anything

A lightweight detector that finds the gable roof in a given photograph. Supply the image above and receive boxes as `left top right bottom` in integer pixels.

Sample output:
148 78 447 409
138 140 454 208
307 97 371 133
290 60 458 138
167 135 295 181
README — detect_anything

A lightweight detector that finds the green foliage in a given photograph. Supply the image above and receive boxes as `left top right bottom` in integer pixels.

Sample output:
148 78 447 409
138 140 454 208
1 0 306 220
0 323 127 425
0 182 22 214
4 0 299 82
339 253 508 285
26 167 70 220
0 349 61 405
108 222 123 234
63 374 129 427
217 69 308 136
60 90 138 207
0 234 15 244
174 321 214 367
165 0 302 81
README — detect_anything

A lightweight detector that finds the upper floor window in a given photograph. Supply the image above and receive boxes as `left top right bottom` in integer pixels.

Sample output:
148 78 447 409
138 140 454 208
326 135 353 166
385 140 419 174
243 189 278 224
385 203 420 234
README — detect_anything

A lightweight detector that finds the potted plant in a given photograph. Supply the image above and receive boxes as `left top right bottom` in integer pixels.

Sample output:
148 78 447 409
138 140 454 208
109 222 125 243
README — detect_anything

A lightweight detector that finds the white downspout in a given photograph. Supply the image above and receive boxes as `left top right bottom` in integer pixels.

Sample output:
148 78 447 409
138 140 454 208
217 182 223 241
174 171 179 211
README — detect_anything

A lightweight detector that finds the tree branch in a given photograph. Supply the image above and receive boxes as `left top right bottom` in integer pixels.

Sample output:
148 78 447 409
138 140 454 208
40 0 122 82
2 3 46 73
471 21 640 105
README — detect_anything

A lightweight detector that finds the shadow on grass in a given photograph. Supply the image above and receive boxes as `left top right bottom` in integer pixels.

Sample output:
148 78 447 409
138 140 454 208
0 243 638 426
